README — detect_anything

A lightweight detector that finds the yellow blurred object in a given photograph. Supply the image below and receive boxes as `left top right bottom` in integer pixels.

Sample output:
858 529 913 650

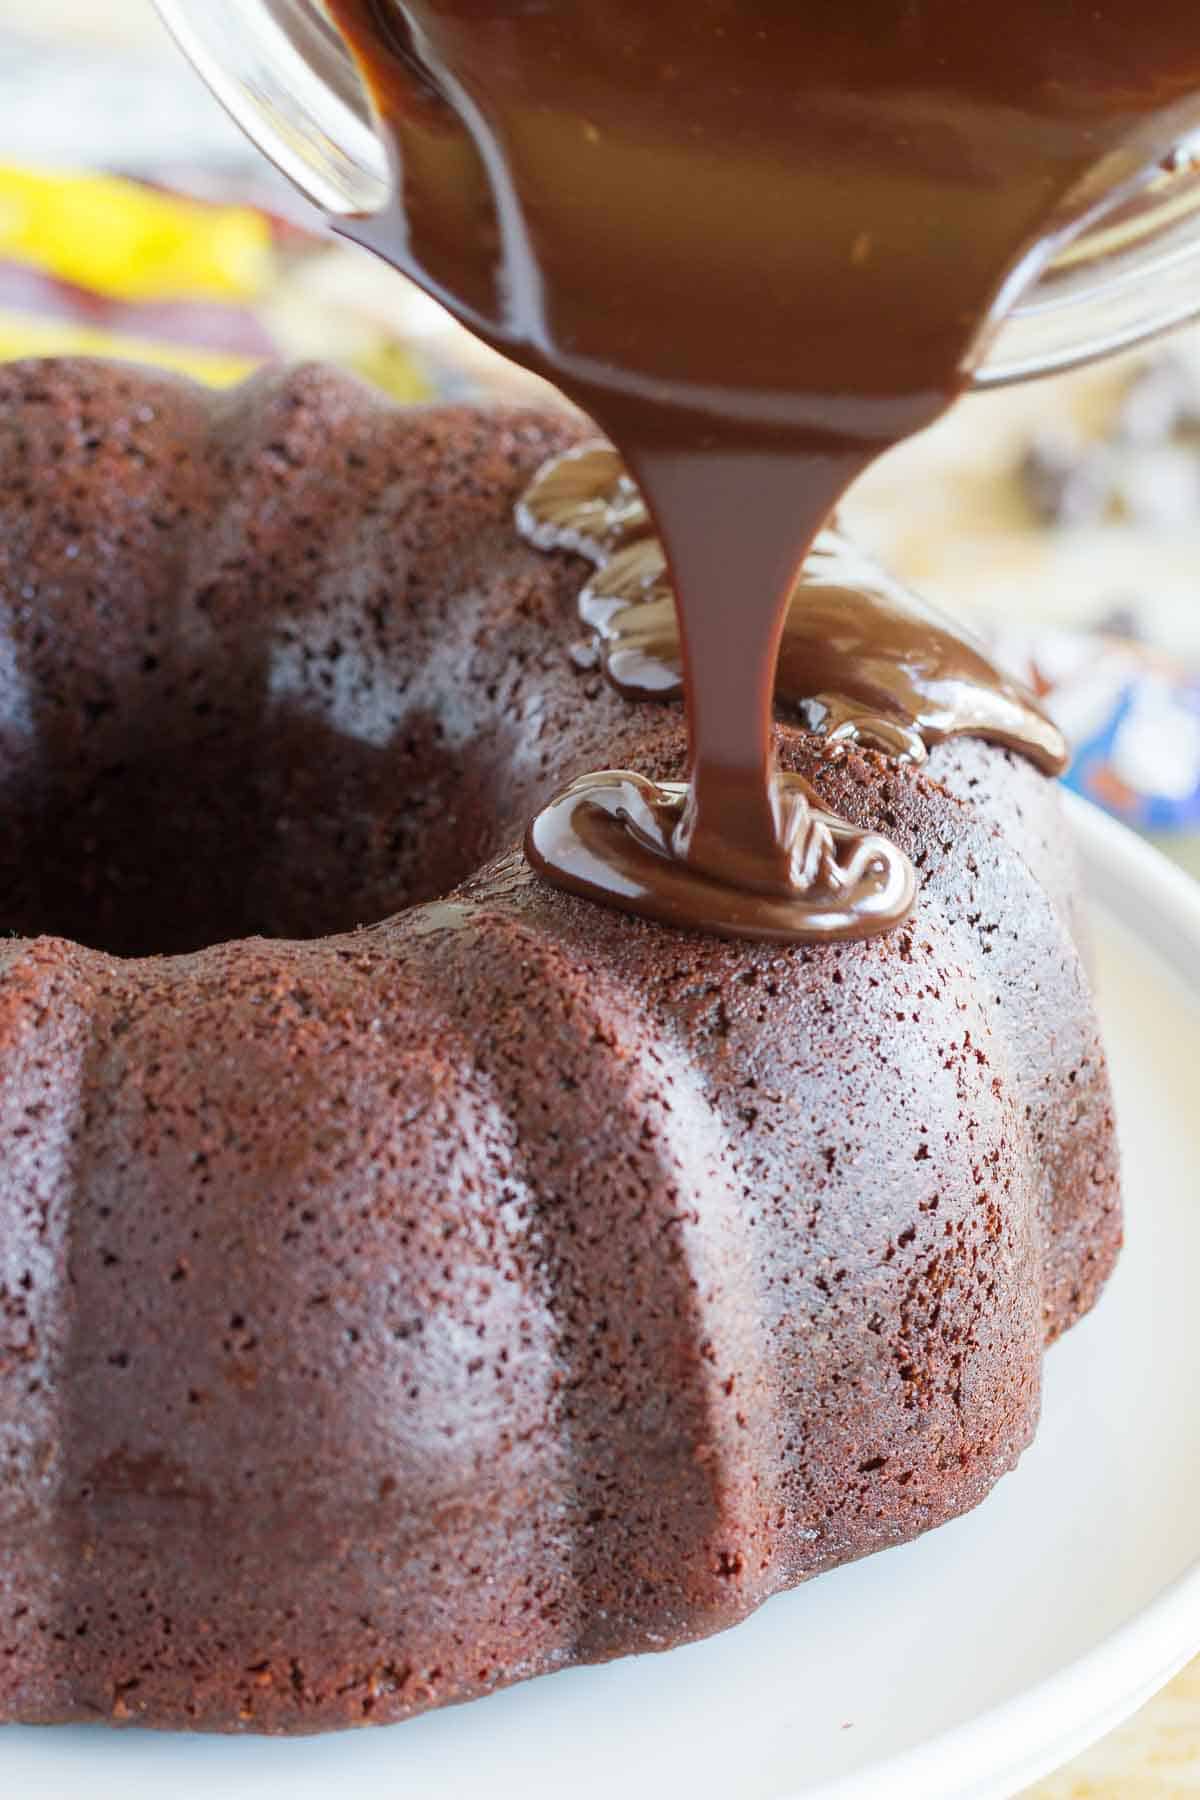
0 310 257 387
350 340 434 403
0 164 436 398
0 166 273 300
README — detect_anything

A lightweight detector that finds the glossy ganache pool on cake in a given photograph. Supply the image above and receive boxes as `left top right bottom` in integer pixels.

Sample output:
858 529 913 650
516 442 1067 938
0 360 1118 1731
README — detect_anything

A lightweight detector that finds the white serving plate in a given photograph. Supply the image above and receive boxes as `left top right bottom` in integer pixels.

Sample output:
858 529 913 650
5 795 1200 1800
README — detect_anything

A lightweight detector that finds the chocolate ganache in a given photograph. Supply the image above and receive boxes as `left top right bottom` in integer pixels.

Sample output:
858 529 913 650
328 0 1200 941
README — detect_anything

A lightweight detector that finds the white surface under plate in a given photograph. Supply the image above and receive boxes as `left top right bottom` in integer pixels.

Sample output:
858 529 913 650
4 795 1200 1800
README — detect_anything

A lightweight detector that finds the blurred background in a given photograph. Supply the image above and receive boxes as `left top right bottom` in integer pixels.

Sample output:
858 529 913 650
0 6 1198 1792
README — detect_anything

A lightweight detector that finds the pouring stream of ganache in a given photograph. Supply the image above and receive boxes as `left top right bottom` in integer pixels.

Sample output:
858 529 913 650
327 0 1200 941
516 444 1067 775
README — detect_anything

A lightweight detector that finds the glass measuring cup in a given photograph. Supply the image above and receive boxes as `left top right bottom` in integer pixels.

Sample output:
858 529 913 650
155 0 1200 389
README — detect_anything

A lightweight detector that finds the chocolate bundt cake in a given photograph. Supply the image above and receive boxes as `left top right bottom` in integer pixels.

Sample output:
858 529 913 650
0 359 1119 1733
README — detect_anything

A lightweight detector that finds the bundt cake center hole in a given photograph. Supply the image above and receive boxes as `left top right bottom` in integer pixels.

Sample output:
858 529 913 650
1 712 519 958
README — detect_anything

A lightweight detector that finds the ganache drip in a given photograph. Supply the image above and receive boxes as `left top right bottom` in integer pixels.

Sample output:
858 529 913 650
517 443 1067 777
513 442 1065 943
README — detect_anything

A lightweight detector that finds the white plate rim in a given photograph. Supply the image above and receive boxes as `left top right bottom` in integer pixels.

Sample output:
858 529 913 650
787 794 1200 1800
